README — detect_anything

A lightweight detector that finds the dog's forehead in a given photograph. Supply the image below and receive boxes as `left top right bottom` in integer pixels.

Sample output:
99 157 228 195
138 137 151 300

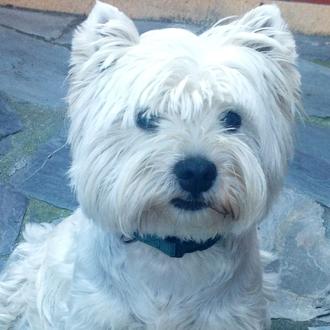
127 27 265 86
135 28 209 62
137 27 254 65
107 28 268 120
140 28 200 47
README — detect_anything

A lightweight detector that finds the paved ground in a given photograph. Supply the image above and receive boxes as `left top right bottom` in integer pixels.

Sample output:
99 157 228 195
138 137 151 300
0 6 329 330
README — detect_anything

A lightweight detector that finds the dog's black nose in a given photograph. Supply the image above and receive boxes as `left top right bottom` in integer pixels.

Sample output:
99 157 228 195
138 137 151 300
173 157 217 197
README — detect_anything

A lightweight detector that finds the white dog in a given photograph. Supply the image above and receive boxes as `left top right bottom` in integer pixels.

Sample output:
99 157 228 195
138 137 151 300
0 2 300 329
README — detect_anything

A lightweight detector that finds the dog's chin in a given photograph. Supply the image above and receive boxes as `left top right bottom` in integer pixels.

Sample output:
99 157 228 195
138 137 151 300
171 198 208 211
137 197 241 239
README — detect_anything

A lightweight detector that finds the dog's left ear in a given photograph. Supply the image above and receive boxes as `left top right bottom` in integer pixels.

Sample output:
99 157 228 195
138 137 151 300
234 4 295 57
71 1 139 72
203 5 301 119
203 5 296 61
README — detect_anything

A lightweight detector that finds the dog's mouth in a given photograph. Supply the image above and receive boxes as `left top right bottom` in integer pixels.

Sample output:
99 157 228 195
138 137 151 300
171 198 208 211
171 197 232 217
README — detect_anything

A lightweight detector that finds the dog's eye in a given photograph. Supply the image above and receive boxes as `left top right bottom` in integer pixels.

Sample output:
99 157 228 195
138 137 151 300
136 111 160 132
221 111 242 132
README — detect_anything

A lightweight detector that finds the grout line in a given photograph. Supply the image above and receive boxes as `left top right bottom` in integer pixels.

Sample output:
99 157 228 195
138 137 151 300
0 4 84 19
53 16 82 43
21 143 67 184
0 23 70 49
14 198 29 247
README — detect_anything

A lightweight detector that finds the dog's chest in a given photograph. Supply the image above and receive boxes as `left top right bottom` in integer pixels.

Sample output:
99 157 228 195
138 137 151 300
110 243 235 328
122 286 219 329
68 222 264 329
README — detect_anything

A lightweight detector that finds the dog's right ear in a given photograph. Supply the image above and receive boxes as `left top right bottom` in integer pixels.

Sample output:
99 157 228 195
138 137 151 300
71 1 139 71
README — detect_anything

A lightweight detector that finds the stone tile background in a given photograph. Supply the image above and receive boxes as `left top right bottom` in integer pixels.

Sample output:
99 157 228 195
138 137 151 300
0 6 329 330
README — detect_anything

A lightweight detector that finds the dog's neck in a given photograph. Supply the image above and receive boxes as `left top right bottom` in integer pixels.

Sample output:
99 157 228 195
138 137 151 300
124 233 221 258
74 213 260 299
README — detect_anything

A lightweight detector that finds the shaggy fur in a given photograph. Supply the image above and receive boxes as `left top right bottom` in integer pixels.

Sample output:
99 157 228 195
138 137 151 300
0 2 300 329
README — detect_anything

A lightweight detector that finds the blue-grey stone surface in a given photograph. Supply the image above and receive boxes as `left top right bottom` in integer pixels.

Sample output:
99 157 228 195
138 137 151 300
299 59 330 117
295 33 330 62
0 184 27 256
0 97 22 138
12 133 77 210
287 123 330 207
0 137 11 156
259 189 330 322
0 6 78 41
56 27 79 48
0 26 69 108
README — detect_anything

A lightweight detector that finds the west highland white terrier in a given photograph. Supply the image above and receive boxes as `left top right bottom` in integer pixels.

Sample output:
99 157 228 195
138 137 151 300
0 2 301 329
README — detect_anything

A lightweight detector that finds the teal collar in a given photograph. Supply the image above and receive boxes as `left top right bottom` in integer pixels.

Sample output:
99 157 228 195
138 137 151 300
126 233 221 258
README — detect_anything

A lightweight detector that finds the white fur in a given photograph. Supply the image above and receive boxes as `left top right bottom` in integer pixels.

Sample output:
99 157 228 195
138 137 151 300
0 2 300 329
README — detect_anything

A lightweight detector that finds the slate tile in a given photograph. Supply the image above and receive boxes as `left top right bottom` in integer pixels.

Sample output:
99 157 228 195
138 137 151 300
260 189 330 322
0 26 69 108
295 33 330 63
287 123 330 207
0 136 12 156
0 184 27 256
0 6 77 41
0 97 22 138
299 59 330 117
12 133 77 211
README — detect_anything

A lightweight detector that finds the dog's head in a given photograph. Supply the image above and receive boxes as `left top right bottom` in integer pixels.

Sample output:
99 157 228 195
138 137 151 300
68 1 300 240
